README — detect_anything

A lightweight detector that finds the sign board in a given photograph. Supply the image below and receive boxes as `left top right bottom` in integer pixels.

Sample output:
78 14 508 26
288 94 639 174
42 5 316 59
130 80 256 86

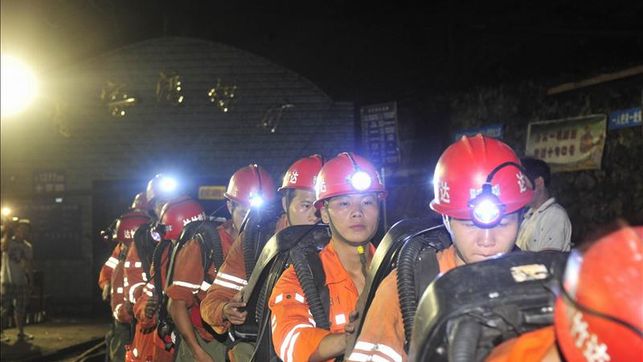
453 123 504 142
526 114 607 173
608 107 641 130
198 185 226 200
360 102 401 167
33 170 65 194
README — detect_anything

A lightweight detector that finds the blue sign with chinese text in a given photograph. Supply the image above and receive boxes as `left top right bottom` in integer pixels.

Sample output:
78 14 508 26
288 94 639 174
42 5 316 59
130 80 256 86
608 107 641 130
361 102 400 167
453 123 504 142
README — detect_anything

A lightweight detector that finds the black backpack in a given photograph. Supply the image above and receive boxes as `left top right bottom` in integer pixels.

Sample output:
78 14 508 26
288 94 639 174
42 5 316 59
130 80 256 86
345 217 449 354
156 219 227 349
231 224 330 362
408 250 568 362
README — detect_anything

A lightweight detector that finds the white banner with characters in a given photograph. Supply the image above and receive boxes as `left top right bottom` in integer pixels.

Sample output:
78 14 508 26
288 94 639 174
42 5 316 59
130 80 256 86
526 114 607 172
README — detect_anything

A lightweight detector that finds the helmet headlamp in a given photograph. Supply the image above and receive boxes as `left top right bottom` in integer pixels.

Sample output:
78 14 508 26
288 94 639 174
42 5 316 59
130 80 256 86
468 183 505 228
468 161 529 228
350 170 372 191
159 176 178 194
249 194 265 208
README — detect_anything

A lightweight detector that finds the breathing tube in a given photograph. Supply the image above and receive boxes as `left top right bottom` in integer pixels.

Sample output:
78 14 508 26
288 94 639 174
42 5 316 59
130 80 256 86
396 235 426 348
448 317 482 362
290 245 330 329
395 226 451 351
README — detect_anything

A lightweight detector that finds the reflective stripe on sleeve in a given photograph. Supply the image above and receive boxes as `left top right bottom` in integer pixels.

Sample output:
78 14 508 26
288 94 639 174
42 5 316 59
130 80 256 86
105 257 119 269
347 352 390 362
216 272 248 286
279 323 313 361
352 341 403 362
129 282 146 303
212 278 243 291
172 281 201 290
200 281 211 291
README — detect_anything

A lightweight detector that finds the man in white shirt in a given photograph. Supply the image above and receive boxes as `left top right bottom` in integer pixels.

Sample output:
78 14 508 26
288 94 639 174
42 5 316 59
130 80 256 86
1 219 34 341
516 158 572 251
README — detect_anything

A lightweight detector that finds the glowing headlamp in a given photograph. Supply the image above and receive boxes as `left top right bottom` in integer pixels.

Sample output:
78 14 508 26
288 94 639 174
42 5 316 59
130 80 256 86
150 224 167 242
468 183 505 228
467 161 530 228
350 171 372 191
159 176 178 193
249 195 265 208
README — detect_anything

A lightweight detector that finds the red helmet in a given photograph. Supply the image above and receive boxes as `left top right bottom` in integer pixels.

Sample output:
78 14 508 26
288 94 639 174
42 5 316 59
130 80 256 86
313 152 385 209
554 225 643 362
146 174 179 203
278 154 324 192
224 164 276 207
157 197 206 241
113 209 151 244
429 135 532 223
131 192 149 210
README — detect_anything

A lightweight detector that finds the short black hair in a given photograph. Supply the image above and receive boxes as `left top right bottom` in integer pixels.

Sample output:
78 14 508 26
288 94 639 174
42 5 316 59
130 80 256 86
520 157 551 188
283 189 297 209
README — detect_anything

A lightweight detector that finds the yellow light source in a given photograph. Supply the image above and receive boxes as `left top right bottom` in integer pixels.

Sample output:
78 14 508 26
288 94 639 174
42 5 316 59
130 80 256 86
1 207 11 217
1 55 39 118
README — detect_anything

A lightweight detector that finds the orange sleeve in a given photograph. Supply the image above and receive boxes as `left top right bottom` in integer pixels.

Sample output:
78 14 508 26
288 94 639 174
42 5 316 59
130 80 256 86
133 282 157 329
165 239 204 308
485 326 557 362
347 269 407 362
268 265 332 362
98 244 121 289
200 235 247 333
124 244 148 305
111 263 133 324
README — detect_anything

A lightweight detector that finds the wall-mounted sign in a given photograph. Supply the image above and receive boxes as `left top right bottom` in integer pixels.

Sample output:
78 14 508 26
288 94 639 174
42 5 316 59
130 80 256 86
526 114 607 173
198 185 226 200
608 107 641 130
33 170 65 194
361 102 400 167
453 123 504 142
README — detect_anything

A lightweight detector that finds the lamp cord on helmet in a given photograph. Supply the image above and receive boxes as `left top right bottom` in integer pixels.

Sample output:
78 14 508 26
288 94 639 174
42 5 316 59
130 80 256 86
485 161 533 190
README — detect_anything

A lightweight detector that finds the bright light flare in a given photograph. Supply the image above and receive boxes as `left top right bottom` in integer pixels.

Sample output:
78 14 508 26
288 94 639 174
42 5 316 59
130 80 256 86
350 171 372 191
249 195 264 208
471 198 501 226
1 55 38 118
159 177 178 193
1 207 11 217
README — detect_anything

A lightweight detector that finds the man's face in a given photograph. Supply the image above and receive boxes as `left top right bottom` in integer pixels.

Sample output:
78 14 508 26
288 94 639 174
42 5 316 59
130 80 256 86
449 212 520 265
227 200 249 232
283 189 319 226
320 193 379 245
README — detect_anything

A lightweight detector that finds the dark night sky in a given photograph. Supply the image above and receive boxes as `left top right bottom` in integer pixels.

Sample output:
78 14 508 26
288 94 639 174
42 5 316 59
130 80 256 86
2 0 643 103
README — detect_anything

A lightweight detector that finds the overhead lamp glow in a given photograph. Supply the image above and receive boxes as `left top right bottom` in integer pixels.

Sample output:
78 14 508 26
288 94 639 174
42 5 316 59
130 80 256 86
1 207 11 217
350 171 372 191
1 55 38 118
